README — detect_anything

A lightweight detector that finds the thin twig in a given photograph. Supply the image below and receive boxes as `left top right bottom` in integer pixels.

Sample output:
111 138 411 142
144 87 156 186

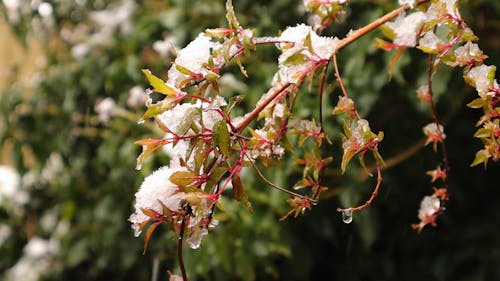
332 54 361 120
337 163 383 212
427 54 450 189
314 62 330 200
245 152 316 204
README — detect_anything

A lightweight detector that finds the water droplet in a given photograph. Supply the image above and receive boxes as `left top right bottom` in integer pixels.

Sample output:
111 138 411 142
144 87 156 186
340 209 353 224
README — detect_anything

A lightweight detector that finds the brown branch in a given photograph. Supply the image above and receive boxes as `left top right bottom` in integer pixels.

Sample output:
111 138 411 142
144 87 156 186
335 5 411 51
236 3 418 135
360 138 427 181
234 82 291 133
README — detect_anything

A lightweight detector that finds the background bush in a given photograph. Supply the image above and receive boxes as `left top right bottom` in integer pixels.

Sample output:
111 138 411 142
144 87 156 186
1 0 499 280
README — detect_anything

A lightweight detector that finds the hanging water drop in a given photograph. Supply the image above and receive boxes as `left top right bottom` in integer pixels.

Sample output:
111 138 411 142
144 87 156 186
340 209 353 224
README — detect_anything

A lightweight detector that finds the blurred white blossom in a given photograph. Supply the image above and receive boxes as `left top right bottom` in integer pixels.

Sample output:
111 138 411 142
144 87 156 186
95 97 116 124
0 165 29 211
37 2 53 17
41 153 64 184
5 236 59 281
91 0 137 37
153 36 178 58
0 224 12 245
127 86 147 108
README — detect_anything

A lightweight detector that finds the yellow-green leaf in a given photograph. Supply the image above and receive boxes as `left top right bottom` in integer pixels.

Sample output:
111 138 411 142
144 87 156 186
232 174 253 212
467 98 485 109
388 47 407 80
473 128 491 138
225 0 241 29
139 98 177 122
470 149 490 167
142 69 178 96
169 171 198 188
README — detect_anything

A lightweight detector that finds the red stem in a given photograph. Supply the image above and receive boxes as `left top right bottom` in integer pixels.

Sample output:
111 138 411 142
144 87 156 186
337 163 383 212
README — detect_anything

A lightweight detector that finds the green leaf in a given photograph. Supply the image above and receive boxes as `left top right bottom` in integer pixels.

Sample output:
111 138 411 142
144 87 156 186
303 32 313 53
169 171 198 187
236 57 248 78
183 191 208 205
232 174 253 212
293 179 309 190
388 47 407 80
175 64 195 76
206 167 227 193
140 98 177 122
470 149 490 167
342 121 352 138
473 128 491 138
135 139 169 169
212 121 231 156
372 149 385 167
283 52 309 66
379 25 396 40
142 69 178 96
225 0 241 29
466 98 486 109
175 108 198 136
377 131 384 142
416 45 439 54
341 147 356 174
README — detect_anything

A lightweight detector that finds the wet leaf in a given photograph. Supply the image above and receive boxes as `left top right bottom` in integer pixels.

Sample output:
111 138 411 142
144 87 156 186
142 69 178 96
232 174 253 212
388 47 407 80
474 128 491 138
143 222 160 254
169 171 198 187
135 139 170 169
283 53 309 66
175 63 195 76
466 98 485 109
213 121 231 156
140 98 177 122
225 0 241 29
470 149 490 167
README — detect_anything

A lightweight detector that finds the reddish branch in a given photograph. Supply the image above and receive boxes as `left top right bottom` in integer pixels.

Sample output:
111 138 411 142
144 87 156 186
426 53 451 189
337 164 383 213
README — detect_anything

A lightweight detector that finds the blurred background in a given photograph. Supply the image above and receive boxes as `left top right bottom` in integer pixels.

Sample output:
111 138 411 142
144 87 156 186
1 0 499 280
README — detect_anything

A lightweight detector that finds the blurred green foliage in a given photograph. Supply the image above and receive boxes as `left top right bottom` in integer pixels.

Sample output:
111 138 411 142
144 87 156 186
1 0 499 280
